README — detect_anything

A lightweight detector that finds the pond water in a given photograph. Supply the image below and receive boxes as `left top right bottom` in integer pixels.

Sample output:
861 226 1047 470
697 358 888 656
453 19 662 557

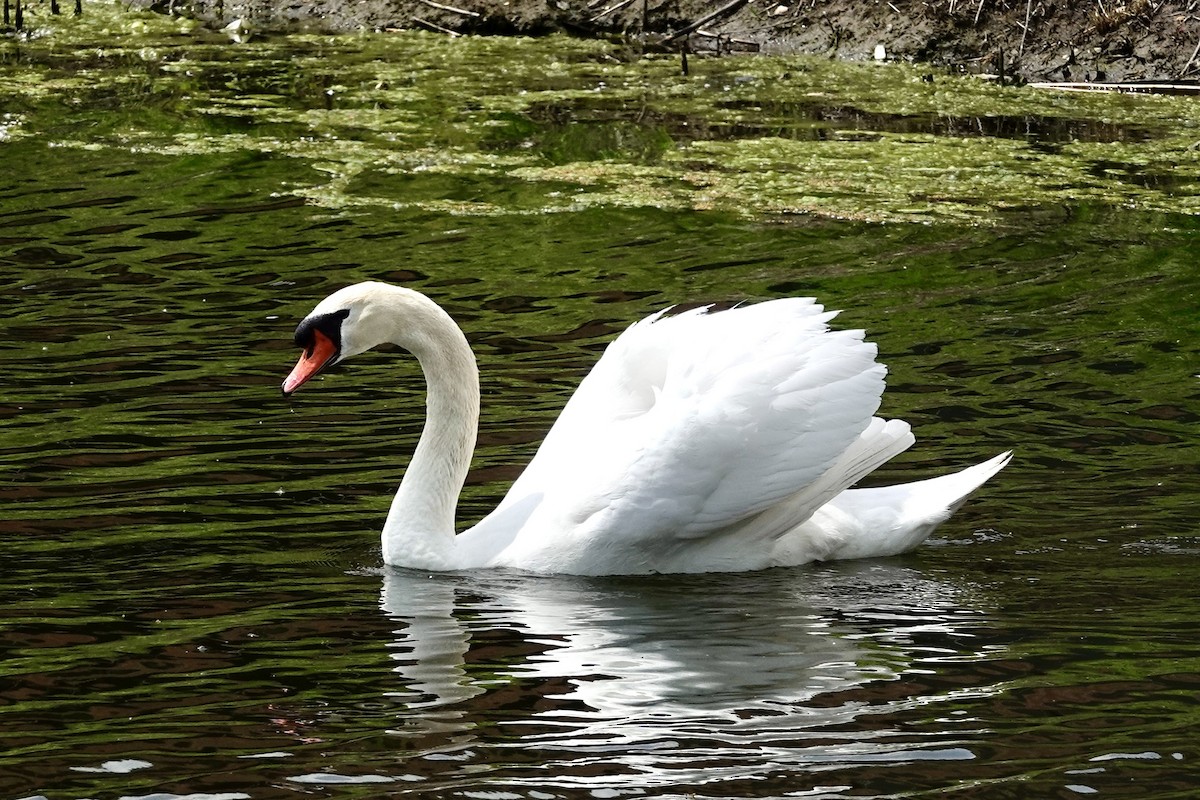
2 5 1199 799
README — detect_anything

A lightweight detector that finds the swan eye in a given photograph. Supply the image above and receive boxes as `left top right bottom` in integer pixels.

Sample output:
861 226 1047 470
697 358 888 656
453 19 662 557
294 308 350 357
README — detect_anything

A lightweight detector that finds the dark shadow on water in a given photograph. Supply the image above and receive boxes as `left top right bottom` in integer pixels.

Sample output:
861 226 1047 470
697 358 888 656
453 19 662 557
479 97 1162 165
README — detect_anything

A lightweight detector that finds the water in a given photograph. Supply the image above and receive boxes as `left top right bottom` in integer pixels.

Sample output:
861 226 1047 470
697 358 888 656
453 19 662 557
3 10 1200 799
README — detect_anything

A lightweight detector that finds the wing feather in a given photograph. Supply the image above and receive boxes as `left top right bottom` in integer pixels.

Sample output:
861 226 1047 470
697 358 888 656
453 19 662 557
477 298 898 571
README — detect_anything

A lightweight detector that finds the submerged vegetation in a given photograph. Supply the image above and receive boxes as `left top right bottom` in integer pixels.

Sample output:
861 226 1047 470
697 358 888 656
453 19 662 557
3 0 1200 223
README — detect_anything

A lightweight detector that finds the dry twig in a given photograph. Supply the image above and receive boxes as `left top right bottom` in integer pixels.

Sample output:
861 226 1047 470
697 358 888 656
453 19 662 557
1030 80 1200 94
413 15 461 34
1019 0 1031 55
1180 31 1200 78
417 0 480 17
591 0 637 21
662 0 752 43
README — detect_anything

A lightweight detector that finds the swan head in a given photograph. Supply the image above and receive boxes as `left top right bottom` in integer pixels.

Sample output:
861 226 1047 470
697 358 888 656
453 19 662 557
282 281 408 395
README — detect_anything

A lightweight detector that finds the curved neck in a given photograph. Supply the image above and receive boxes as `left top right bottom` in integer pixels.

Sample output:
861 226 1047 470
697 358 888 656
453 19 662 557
380 292 479 569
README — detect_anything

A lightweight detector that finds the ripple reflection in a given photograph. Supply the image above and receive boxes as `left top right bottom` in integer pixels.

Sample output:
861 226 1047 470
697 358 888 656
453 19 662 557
379 564 999 790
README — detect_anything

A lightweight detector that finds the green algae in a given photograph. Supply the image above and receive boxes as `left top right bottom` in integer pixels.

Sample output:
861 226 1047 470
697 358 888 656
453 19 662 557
5 2 1200 223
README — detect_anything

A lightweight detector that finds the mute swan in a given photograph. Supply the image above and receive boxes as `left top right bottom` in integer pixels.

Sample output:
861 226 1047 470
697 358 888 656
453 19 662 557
282 281 1010 575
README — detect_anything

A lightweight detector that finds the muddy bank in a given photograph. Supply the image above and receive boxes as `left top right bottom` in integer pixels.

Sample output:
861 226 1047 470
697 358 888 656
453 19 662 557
128 0 1200 82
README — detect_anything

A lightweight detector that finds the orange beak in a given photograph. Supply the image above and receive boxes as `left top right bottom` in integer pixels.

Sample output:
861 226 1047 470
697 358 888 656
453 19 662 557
282 329 338 396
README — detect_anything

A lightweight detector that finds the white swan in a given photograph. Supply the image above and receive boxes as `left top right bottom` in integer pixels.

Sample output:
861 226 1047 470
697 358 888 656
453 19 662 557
282 281 1010 575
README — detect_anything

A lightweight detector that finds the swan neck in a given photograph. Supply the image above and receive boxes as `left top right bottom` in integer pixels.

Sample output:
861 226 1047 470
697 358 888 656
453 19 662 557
381 294 479 569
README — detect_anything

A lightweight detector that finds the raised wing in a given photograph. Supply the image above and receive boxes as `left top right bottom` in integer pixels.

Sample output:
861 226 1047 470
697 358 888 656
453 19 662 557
466 299 900 572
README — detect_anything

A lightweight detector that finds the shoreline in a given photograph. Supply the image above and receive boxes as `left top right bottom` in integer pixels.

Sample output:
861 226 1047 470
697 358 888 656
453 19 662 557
120 0 1200 83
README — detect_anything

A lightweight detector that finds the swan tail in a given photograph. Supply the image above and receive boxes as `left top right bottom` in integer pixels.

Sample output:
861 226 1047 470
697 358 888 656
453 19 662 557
813 450 1013 561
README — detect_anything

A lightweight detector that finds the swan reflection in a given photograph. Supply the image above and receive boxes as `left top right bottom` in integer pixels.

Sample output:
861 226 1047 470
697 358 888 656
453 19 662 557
379 562 994 744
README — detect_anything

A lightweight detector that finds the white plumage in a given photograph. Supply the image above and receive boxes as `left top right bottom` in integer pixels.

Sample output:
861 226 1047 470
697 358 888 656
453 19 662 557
283 282 1009 575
